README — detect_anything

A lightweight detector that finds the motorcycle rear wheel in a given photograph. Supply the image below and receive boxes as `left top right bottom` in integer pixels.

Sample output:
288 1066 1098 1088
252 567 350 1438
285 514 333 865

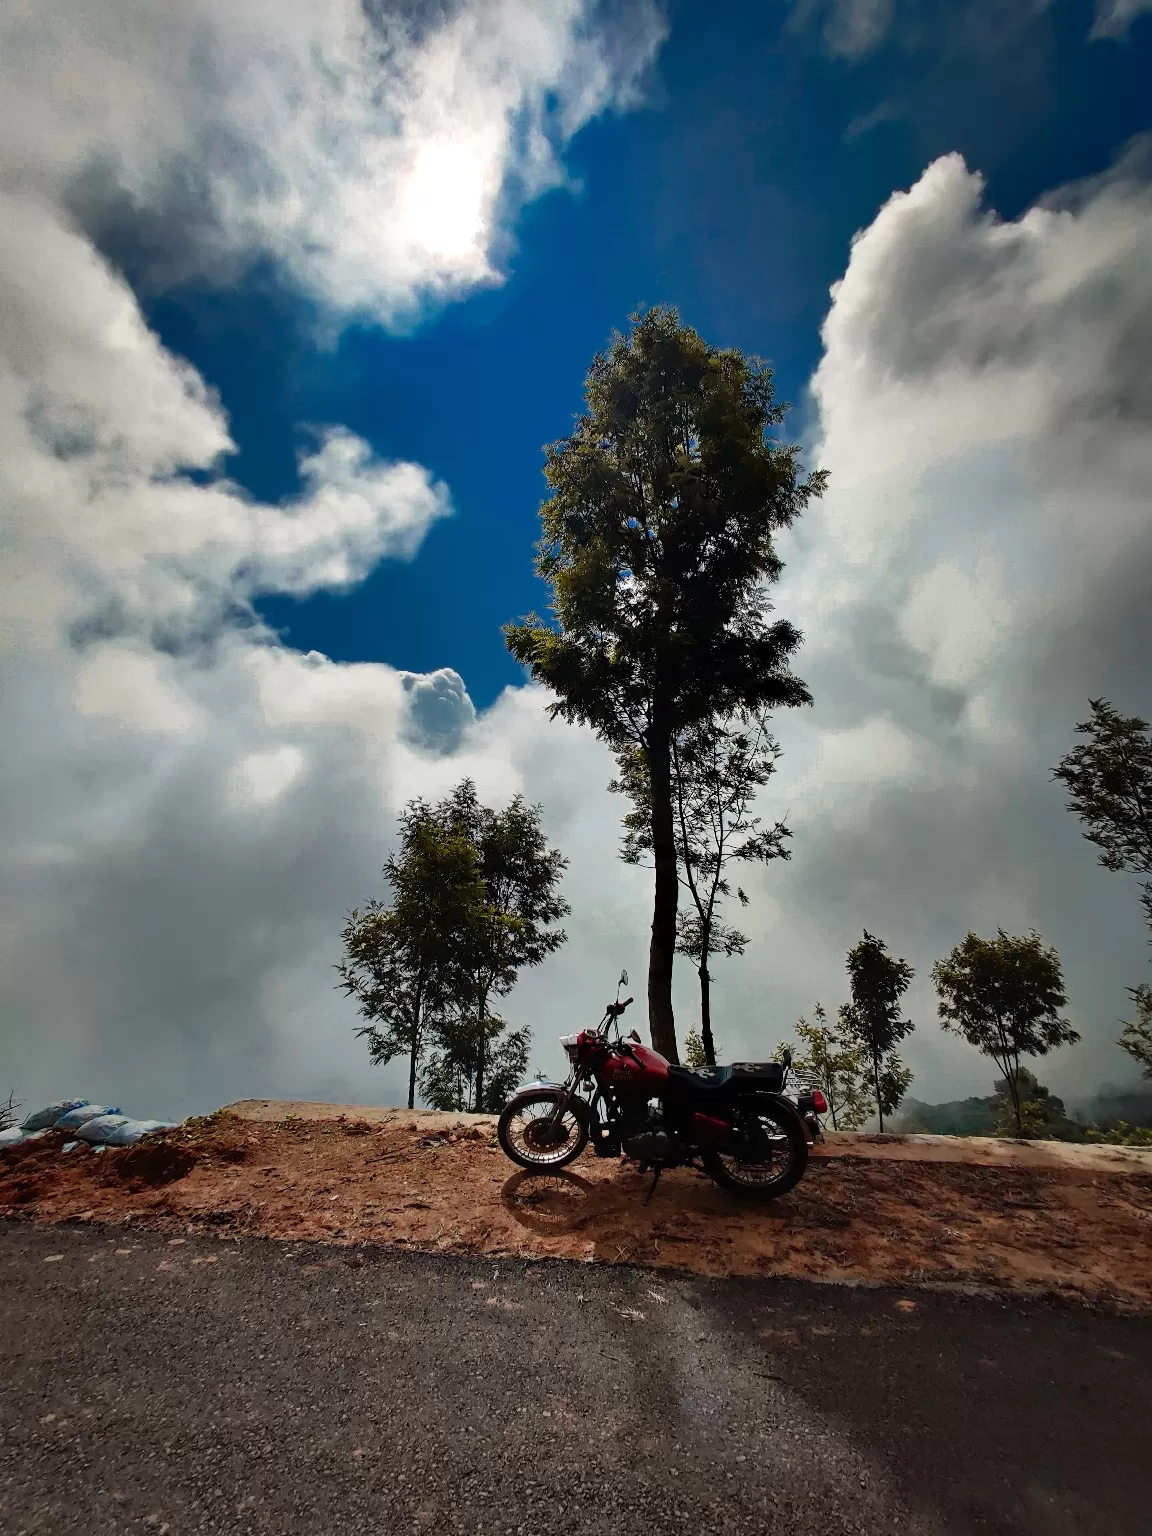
498 1090 588 1170
701 1097 808 1200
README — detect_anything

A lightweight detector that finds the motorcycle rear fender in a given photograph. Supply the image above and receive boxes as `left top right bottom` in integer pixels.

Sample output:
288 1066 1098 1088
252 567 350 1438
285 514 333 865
731 1091 808 1141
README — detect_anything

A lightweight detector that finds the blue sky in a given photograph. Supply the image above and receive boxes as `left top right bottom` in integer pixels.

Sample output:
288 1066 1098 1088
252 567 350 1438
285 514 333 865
128 0 1152 709
3 0 1151 1115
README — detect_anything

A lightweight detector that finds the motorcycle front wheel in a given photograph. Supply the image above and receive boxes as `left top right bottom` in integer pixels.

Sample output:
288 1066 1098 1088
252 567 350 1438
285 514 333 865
498 1090 589 1170
701 1096 808 1200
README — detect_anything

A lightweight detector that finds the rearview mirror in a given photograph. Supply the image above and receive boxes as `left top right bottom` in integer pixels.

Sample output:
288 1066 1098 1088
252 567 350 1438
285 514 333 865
619 969 629 988
629 1029 641 1043
781 1049 792 1068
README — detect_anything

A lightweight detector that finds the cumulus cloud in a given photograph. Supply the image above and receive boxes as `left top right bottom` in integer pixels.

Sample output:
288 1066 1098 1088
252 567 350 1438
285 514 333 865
399 668 478 754
4 0 1151 1122
743 142 1152 1102
0 0 666 319
0 0 666 1116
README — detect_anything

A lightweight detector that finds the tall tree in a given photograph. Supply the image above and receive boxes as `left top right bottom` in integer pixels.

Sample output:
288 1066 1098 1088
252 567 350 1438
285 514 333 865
777 1004 872 1131
506 307 823 1061
1053 698 1152 1077
931 929 1079 1137
337 805 484 1109
838 931 915 1132
610 715 791 1063
1053 698 1152 938
435 781 569 1111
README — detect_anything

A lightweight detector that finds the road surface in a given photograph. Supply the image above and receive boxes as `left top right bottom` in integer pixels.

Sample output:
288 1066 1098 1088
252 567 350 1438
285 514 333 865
1 1220 1149 1534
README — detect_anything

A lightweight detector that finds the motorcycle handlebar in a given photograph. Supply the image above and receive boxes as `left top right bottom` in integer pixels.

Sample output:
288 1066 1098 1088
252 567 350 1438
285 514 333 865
606 997 634 1016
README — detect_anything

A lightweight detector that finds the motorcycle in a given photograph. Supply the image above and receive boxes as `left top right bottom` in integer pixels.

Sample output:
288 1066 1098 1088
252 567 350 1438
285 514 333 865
497 972 814 1202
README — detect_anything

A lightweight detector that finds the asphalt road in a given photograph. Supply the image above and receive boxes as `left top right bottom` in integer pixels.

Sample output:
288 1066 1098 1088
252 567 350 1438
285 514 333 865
2 1221 1149 1536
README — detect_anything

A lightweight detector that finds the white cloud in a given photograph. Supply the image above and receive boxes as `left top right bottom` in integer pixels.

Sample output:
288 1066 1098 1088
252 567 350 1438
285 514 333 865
757 143 1152 1101
1090 0 1152 39
3 0 1151 1124
8 134 1152 1114
0 0 667 1118
0 0 666 320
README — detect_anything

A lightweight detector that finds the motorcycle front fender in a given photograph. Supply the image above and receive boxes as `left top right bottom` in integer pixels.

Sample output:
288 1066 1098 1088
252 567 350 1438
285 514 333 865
506 1083 592 1128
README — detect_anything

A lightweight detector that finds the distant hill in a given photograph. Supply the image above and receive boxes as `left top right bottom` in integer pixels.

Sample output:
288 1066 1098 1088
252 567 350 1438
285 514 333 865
892 1096 996 1136
893 1079 1152 1138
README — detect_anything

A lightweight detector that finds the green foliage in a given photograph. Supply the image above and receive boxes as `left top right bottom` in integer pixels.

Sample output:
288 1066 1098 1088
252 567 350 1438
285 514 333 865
432 781 569 1112
1053 697 1152 936
1054 699 1152 1073
337 806 485 1109
339 780 568 1114
505 307 824 1061
776 1004 872 1130
838 931 916 1131
991 1068 1078 1140
1084 1121 1152 1147
1119 982 1152 1080
420 1011 531 1116
683 1029 718 1071
931 929 1079 1138
894 1096 997 1136
610 715 790 1063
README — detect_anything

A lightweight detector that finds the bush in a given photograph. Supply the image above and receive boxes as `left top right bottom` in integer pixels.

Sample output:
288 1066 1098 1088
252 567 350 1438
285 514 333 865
1083 1121 1152 1147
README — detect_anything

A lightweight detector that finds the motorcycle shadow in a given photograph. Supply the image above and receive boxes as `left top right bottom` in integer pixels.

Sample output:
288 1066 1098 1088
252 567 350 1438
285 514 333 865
499 1168 600 1236
499 1162 758 1242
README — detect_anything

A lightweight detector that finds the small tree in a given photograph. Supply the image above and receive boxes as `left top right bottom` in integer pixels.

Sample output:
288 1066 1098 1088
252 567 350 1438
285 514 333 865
506 307 823 1062
682 1029 718 1071
931 929 1080 1138
338 806 484 1109
610 715 791 1063
435 781 569 1112
838 931 915 1132
420 1010 531 1116
777 1004 872 1131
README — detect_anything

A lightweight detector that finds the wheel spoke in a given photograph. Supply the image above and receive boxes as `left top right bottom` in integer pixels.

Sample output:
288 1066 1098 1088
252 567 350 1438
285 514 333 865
506 1101 583 1166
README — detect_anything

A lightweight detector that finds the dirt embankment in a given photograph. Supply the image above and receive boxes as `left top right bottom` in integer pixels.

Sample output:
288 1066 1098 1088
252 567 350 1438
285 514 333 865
3 1106 1152 1312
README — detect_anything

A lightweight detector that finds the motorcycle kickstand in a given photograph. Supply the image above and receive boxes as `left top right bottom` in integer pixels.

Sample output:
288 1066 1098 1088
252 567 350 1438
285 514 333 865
642 1165 663 1206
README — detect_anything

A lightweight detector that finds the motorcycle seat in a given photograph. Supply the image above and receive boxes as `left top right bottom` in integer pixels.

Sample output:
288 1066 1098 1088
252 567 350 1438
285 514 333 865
665 1063 728 1100
692 1062 785 1091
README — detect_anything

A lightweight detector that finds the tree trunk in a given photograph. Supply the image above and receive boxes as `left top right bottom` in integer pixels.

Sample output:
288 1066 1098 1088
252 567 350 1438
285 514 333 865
646 709 679 1063
698 914 716 1065
873 1055 884 1134
474 985 489 1114
407 976 424 1111
699 960 716 1065
1007 1060 1023 1138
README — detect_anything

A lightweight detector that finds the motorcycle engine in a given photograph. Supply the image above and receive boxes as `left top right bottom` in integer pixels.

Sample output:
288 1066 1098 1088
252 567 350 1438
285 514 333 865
619 1109 675 1163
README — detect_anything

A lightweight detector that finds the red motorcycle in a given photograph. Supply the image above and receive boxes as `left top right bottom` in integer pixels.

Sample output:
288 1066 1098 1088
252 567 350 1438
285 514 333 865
497 972 814 1201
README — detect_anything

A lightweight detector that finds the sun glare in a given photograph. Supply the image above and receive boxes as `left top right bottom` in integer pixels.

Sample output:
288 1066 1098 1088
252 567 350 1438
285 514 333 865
400 138 492 263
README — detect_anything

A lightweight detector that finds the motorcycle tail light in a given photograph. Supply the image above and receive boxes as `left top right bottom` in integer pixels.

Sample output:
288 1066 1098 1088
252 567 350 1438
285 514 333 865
811 1089 828 1113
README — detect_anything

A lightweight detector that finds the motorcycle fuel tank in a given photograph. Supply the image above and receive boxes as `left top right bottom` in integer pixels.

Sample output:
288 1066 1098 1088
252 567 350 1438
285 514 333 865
600 1043 671 1094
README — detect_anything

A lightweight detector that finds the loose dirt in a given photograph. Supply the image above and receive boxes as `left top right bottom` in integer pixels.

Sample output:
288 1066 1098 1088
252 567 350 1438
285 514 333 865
3 1103 1151 1311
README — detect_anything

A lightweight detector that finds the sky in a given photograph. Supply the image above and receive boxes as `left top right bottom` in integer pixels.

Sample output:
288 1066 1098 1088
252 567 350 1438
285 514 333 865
1 0 1151 1121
